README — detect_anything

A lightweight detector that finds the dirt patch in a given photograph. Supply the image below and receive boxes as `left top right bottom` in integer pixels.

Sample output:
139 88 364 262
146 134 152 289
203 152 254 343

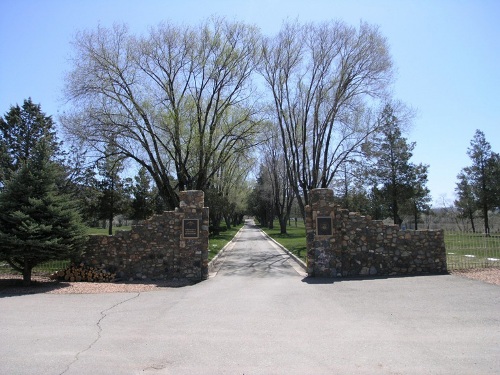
450 267 500 286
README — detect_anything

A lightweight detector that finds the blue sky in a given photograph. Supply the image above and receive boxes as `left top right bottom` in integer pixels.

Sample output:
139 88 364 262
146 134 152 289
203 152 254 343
1 0 499 206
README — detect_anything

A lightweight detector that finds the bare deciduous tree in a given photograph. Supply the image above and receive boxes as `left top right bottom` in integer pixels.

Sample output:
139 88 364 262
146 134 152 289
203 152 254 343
261 125 295 234
62 18 262 208
260 20 394 217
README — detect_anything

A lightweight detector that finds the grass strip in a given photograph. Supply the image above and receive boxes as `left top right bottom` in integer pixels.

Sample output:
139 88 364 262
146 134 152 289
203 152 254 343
260 223 500 270
87 226 132 235
208 224 244 261
260 221 307 263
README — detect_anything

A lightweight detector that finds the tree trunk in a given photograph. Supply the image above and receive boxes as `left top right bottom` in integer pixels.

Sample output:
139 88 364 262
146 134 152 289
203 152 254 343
278 217 287 235
468 209 476 233
108 213 113 236
23 260 32 286
224 215 231 230
483 204 490 235
392 200 401 226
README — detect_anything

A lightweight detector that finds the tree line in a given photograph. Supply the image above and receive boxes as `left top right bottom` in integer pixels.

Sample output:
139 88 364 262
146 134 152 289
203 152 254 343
2 17 499 284
60 17 406 232
248 101 433 233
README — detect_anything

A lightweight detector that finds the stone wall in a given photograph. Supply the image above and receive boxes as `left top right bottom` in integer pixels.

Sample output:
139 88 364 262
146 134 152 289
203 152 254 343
80 191 209 282
306 189 447 278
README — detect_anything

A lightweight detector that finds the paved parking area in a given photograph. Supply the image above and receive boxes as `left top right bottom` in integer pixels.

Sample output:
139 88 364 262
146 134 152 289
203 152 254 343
1 223 499 374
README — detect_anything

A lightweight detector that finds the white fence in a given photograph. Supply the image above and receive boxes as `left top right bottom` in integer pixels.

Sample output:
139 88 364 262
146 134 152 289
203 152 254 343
445 232 500 270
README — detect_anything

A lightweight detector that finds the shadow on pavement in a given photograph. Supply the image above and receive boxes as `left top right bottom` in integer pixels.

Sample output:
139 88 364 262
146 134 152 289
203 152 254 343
0 276 69 297
301 272 450 285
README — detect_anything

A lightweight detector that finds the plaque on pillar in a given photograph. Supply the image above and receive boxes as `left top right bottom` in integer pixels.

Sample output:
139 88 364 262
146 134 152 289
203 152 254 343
183 219 199 238
316 217 333 236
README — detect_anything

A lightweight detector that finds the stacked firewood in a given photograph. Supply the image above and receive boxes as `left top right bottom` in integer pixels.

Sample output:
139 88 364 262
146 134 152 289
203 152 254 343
51 263 116 283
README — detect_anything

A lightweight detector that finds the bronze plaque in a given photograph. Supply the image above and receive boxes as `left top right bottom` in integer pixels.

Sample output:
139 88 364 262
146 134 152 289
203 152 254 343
183 219 199 238
316 217 332 236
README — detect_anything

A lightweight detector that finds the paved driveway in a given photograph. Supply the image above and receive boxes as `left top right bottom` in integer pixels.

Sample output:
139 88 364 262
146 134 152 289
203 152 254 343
1 222 499 374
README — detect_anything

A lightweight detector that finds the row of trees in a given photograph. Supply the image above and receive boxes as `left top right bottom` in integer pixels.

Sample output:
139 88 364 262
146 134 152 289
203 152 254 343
60 17 401 227
4 17 496 283
0 95 249 286
248 102 432 233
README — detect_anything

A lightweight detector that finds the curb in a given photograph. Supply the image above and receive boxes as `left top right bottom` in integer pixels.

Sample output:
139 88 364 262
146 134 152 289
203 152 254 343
260 229 307 272
208 225 245 276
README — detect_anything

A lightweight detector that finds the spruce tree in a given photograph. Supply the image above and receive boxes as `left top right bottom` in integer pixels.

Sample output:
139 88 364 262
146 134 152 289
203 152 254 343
0 98 62 185
0 142 88 286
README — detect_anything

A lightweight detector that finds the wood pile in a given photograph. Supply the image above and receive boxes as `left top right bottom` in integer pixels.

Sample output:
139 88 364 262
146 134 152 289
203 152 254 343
51 263 116 283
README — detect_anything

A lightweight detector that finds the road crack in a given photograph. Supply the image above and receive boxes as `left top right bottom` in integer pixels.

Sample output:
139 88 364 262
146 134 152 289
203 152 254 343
59 292 141 375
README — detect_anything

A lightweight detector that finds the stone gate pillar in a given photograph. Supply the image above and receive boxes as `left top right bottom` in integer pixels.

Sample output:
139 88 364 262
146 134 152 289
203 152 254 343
305 188 447 278
305 189 339 277
178 190 210 280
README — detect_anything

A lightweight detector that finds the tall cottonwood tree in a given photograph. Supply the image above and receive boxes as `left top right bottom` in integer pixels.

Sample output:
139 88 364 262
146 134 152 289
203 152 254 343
62 18 262 209
260 20 394 218
261 127 295 234
206 150 253 231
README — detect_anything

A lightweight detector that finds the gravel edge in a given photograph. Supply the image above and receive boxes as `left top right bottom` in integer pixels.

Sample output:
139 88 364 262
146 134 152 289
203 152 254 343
449 267 500 286
1 268 499 295
0 274 193 295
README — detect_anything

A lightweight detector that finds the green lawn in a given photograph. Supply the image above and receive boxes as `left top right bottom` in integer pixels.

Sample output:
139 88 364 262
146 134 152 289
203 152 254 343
87 226 132 235
1 224 243 275
7 222 494 276
445 231 500 269
87 223 245 261
260 221 500 270
208 224 244 261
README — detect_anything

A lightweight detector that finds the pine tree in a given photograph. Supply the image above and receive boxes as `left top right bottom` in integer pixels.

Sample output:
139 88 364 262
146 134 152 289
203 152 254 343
457 130 500 234
0 142 88 286
96 139 127 235
365 104 430 226
130 167 155 221
455 171 477 233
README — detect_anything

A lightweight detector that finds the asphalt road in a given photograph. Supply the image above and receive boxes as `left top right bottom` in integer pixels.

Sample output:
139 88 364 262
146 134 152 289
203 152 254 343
1 221 499 374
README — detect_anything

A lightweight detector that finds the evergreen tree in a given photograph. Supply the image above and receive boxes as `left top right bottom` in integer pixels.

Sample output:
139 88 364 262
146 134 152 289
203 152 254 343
0 98 62 185
205 188 229 234
367 185 387 220
455 171 477 233
246 168 274 229
365 104 430 226
403 164 431 229
0 141 87 285
457 130 500 234
333 161 371 215
130 167 155 221
96 139 128 235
